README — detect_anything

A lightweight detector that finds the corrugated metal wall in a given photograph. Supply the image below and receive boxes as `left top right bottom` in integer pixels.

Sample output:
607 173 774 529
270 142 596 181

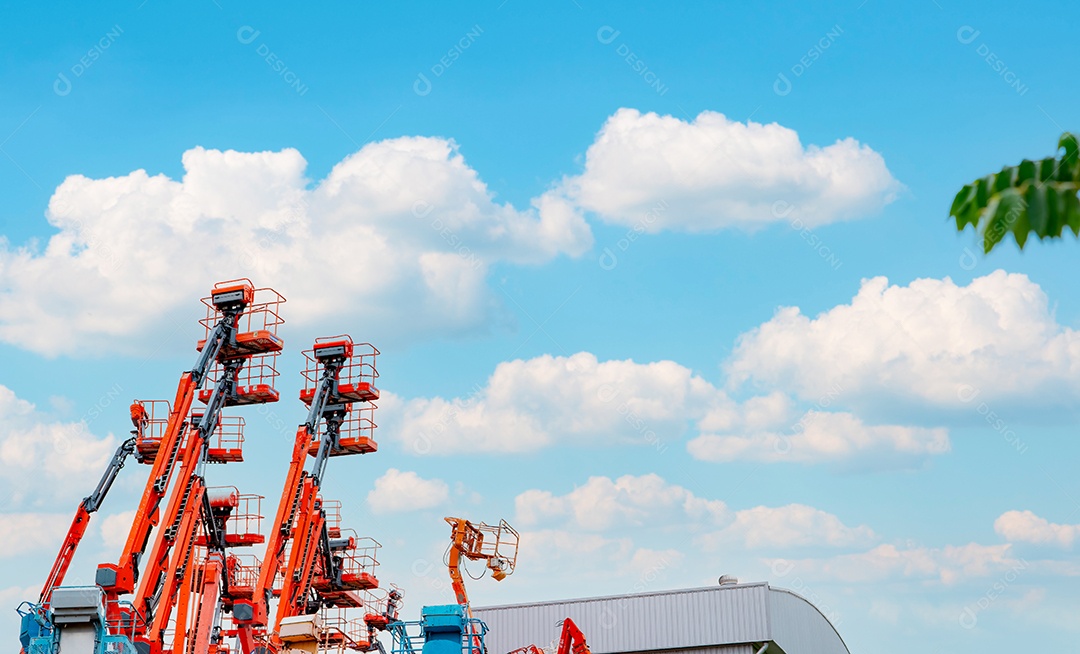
473 585 771 654
626 647 757 654
472 584 850 654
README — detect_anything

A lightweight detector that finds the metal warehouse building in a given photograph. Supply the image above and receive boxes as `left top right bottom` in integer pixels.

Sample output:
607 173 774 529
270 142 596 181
473 581 849 654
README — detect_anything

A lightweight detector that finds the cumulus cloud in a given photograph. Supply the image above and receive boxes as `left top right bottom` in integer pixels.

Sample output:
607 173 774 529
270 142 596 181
515 474 729 531
995 510 1080 548
699 504 877 550
0 138 592 356
771 542 1023 585
382 351 950 468
726 270 1080 413
507 527 686 597
367 468 449 514
558 108 900 232
0 384 118 508
688 410 950 468
515 529 634 580
516 474 871 552
100 510 138 552
382 352 720 454
0 514 69 558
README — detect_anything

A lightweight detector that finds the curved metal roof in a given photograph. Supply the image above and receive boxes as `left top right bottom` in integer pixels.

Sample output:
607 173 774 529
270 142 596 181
472 582 850 654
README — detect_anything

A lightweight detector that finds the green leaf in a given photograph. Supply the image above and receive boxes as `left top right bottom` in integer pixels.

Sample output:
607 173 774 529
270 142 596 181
975 175 993 207
1046 185 1063 237
1065 188 1080 236
993 165 1016 193
951 132 1080 254
1039 157 1058 182
1011 203 1031 249
1059 132 1079 180
1025 183 1048 238
950 184 976 226
1060 133 1079 160
957 203 984 232
981 198 1002 253
983 190 1023 253
1017 159 1037 185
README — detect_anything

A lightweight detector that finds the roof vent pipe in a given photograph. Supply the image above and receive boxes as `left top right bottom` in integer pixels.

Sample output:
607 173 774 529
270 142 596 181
718 575 739 586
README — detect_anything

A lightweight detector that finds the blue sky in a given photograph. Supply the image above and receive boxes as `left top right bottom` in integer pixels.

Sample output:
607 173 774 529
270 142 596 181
2 1 1080 652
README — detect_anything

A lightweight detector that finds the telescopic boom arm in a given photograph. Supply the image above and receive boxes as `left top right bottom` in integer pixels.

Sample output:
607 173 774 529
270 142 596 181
38 437 138 606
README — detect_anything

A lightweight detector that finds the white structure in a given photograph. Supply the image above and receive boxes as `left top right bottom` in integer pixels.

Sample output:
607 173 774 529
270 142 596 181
473 582 849 654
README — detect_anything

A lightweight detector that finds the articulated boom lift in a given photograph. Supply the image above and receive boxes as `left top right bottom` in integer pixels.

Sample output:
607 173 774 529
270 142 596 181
507 619 591 654
387 518 517 654
444 517 519 613
233 335 383 654
31 436 139 615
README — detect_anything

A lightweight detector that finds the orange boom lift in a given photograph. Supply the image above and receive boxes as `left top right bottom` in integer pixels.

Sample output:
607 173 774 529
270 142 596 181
98 280 284 652
232 335 384 654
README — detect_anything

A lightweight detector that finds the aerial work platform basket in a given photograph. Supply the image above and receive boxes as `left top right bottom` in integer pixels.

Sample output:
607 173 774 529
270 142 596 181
196 488 265 548
195 280 283 405
360 585 402 630
308 404 378 457
319 609 372 653
197 353 281 406
131 399 173 463
324 499 344 539
335 535 381 591
187 413 246 463
224 553 261 601
312 529 380 595
300 337 380 405
197 280 285 358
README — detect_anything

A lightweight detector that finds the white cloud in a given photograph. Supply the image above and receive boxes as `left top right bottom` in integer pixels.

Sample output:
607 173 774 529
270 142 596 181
0 138 592 356
726 270 1080 412
383 352 721 455
0 514 69 558
383 351 950 468
0 584 39 610
367 468 449 514
688 410 950 467
559 108 900 232
995 510 1080 548
515 474 729 531
0 384 118 508
516 475 870 553
100 510 138 552
515 529 633 576
699 504 877 550
512 529 684 593
771 542 1023 585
